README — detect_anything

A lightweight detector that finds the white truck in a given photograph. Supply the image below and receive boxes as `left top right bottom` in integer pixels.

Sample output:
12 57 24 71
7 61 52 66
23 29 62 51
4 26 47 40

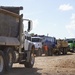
0 6 35 74
31 37 42 56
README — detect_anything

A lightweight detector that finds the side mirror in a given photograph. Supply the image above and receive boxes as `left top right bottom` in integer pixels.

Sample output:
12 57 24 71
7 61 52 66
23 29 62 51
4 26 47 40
27 20 32 32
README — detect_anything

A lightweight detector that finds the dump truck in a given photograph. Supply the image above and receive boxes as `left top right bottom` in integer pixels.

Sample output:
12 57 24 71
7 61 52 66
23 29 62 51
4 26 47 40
0 6 35 74
54 39 69 55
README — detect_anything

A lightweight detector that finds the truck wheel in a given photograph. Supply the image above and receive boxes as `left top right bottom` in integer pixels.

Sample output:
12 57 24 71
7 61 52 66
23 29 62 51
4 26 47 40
73 48 75 53
36 49 42 56
0 51 5 75
25 51 35 68
58 49 61 55
38 49 42 56
45 50 48 56
48 49 53 56
5 48 13 71
65 48 67 55
63 48 67 55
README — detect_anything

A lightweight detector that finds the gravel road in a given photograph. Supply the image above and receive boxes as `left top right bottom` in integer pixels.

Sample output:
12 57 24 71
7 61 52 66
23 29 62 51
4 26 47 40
4 53 75 75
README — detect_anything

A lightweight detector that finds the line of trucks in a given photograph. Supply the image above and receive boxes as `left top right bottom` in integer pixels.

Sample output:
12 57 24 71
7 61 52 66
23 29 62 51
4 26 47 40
0 6 36 74
0 6 75 75
32 35 75 56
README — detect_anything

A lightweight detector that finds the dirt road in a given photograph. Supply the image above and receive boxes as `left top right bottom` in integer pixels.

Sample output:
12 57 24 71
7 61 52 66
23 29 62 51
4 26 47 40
4 53 75 75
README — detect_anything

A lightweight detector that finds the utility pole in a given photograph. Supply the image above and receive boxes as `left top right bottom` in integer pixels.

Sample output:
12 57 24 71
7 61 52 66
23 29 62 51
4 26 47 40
47 33 49 36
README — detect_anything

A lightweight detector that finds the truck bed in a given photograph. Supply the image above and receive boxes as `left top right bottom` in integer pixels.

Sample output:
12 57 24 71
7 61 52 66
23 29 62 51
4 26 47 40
0 7 22 46
0 9 20 37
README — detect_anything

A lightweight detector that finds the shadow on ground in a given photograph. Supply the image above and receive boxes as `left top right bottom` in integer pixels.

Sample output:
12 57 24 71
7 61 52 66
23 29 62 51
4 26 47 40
35 52 73 58
4 67 42 75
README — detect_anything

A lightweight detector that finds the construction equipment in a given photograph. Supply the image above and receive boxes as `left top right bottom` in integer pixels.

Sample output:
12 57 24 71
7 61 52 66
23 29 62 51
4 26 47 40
54 39 69 55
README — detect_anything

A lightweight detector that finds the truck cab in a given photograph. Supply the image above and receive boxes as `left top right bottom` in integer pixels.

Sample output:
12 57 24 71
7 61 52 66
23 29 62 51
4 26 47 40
22 31 34 51
42 36 57 56
31 37 42 56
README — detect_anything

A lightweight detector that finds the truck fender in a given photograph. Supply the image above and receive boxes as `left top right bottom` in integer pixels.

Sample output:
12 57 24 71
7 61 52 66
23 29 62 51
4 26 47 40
27 43 35 62
26 51 31 62
28 43 33 50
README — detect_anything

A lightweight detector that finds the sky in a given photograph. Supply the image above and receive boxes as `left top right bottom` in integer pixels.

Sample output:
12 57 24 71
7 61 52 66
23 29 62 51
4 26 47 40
1 0 75 39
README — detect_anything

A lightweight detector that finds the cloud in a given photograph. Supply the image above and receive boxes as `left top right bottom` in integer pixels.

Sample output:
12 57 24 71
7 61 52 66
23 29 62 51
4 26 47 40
71 13 75 20
59 4 73 11
66 13 75 37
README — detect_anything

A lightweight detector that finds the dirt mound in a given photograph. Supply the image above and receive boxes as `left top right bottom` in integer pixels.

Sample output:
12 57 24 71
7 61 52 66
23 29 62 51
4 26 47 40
53 56 75 68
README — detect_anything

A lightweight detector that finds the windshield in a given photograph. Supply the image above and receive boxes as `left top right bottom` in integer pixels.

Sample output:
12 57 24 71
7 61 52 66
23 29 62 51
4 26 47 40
32 38 42 42
68 40 73 43
25 36 31 41
45 37 56 42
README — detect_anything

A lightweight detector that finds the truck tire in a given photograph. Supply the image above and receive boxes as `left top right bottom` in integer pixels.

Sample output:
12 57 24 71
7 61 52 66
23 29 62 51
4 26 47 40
4 48 14 71
73 48 75 53
25 51 35 68
0 51 5 75
48 48 53 56
45 50 48 56
65 48 67 55
62 48 67 55
58 49 61 55
36 49 42 56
